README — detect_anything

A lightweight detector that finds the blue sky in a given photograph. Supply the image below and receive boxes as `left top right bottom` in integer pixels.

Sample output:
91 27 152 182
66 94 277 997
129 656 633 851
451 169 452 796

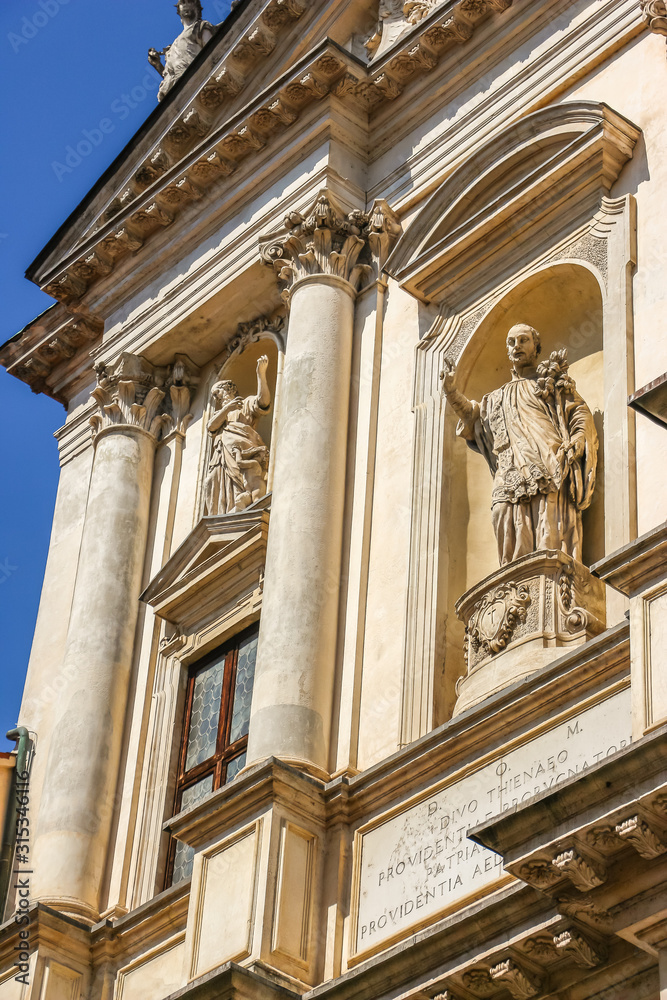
0 0 231 748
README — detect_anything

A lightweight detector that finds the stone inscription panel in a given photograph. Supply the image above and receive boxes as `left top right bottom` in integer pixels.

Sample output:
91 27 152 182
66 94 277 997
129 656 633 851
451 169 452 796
354 689 631 955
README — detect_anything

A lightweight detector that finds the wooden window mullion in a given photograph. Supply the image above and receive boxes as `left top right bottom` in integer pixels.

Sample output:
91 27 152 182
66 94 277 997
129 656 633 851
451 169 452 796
166 625 259 888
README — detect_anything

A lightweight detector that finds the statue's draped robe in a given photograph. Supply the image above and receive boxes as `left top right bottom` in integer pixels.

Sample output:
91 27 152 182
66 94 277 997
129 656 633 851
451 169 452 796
204 395 270 515
457 372 598 565
159 20 215 100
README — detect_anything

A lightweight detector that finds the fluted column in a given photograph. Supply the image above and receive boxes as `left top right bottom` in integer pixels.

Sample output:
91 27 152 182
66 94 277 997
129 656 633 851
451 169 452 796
32 354 193 922
248 192 400 778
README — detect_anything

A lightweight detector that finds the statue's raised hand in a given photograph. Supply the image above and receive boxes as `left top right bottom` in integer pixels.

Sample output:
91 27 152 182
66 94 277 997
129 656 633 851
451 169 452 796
257 355 269 375
148 48 164 73
440 359 458 395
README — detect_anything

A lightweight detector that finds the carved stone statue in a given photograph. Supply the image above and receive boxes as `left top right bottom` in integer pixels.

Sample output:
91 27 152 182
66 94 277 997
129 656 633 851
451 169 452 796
203 355 272 516
148 1 216 102
441 324 598 566
366 0 431 58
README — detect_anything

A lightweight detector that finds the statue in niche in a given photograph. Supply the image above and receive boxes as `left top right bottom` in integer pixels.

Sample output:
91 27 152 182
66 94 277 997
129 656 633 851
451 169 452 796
203 355 272 516
441 324 598 566
148 1 217 102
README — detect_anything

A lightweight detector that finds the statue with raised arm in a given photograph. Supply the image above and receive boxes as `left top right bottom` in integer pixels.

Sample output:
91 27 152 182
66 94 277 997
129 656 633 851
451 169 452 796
441 324 598 566
149 1 216 103
204 355 272 516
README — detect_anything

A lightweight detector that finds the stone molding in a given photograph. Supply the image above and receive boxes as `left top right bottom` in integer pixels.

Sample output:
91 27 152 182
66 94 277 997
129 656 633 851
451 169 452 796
471 725 667 890
260 190 401 299
386 102 640 303
0 312 103 404
89 353 199 443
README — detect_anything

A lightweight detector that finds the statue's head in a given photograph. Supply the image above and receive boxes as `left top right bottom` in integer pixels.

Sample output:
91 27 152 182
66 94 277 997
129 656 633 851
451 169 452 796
175 0 203 22
506 323 541 368
212 379 239 404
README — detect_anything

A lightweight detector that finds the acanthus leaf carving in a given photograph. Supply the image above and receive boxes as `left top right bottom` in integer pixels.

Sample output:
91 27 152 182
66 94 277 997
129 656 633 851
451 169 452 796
552 849 606 891
615 815 667 858
225 315 287 358
89 353 198 443
518 859 561 889
553 928 606 968
556 894 612 928
489 959 541 999
260 191 401 298
640 0 667 35
461 970 496 997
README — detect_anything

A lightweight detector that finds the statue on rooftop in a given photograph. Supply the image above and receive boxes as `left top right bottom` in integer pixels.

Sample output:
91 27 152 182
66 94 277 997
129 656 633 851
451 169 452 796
203 355 272 516
441 324 598 567
148 1 217 102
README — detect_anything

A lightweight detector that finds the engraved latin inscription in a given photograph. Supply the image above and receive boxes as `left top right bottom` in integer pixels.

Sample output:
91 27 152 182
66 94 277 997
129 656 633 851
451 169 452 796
354 690 631 953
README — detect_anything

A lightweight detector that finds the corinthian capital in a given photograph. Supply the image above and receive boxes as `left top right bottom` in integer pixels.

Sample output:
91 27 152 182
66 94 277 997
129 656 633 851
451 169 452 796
90 353 199 442
260 190 401 298
640 0 667 34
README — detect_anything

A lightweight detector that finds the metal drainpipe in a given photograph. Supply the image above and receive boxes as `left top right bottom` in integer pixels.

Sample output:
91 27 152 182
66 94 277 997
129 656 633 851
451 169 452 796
0 728 33 919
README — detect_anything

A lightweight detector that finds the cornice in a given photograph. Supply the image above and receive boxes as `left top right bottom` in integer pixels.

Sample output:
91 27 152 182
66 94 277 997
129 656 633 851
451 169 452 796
0 311 102 405
164 623 630 848
33 0 516 311
592 521 667 597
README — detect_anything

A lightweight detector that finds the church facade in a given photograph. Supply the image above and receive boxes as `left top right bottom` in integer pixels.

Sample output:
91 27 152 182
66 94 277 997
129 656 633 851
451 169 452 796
1 0 667 998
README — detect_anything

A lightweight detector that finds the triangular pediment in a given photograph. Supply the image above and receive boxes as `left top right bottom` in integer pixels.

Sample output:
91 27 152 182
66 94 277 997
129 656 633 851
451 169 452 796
27 0 378 302
142 495 270 633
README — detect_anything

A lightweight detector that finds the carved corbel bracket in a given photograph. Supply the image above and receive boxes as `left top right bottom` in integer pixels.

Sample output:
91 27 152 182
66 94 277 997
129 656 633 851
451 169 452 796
553 928 606 968
552 848 606 892
489 959 542 999
615 814 667 858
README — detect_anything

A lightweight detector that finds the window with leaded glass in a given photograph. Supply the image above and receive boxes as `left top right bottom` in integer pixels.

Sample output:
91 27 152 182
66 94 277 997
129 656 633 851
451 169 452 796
167 623 259 886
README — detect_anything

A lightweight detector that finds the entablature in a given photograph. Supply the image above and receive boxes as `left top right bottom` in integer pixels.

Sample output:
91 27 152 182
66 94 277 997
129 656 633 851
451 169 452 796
0 307 102 405
471 725 667 959
25 0 521 319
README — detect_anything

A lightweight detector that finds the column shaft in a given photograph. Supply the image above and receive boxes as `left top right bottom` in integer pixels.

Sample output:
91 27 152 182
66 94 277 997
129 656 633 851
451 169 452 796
247 275 356 777
32 425 156 921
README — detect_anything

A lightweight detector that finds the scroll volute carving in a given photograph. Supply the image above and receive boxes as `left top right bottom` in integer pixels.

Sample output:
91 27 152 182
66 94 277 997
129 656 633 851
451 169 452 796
640 0 667 35
90 353 199 442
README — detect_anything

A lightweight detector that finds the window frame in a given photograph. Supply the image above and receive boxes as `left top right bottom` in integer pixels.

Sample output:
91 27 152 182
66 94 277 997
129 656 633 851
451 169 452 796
165 622 259 886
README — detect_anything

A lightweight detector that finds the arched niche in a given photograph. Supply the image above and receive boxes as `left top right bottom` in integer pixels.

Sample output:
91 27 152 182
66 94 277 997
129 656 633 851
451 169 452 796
443 263 606 694
395 100 640 748
193 317 285 522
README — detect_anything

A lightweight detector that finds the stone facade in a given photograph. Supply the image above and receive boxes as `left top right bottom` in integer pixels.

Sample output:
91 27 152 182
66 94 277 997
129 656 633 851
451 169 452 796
1 2 667 999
